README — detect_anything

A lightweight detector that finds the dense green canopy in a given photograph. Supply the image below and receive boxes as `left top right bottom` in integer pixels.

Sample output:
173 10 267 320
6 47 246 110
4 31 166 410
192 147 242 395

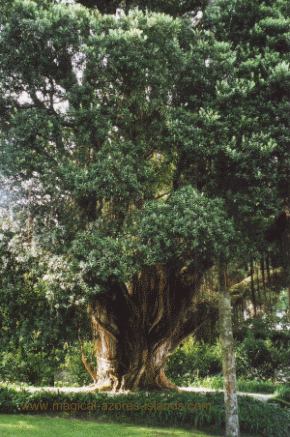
0 0 289 301
0 1 233 293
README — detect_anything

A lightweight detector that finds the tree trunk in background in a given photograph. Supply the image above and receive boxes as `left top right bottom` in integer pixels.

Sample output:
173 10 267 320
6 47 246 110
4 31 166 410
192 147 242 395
218 264 240 437
87 263 210 391
281 212 290 310
260 256 269 311
266 255 271 285
250 259 256 316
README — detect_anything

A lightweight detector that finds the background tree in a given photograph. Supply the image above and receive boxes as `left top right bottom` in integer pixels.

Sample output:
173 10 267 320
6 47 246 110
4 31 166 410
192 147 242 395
201 3 290 434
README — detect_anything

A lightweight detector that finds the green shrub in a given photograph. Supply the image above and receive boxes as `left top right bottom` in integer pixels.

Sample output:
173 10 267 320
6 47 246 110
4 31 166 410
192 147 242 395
0 341 63 386
243 337 275 371
173 375 277 394
237 379 277 394
167 338 222 386
275 385 290 402
58 341 97 386
234 314 290 382
195 375 224 389
0 338 96 388
234 330 289 382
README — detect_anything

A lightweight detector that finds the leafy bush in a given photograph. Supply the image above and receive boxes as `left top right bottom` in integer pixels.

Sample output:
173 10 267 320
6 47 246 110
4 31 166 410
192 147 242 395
174 375 277 394
194 376 224 389
234 314 290 382
167 338 222 386
0 339 96 387
0 341 63 386
235 333 289 381
237 379 276 394
244 337 280 369
57 341 97 386
275 385 290 402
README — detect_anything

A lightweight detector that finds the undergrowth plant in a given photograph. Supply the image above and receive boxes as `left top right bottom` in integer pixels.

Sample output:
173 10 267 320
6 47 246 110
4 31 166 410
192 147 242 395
0 385 289 437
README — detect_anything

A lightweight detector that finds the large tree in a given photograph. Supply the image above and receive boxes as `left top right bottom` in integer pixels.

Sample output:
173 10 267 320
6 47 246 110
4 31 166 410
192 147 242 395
1 0 289 401
0 0 232 391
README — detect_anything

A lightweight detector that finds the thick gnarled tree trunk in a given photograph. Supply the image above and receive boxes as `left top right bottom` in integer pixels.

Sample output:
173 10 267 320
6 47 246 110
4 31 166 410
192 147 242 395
86 263 210 392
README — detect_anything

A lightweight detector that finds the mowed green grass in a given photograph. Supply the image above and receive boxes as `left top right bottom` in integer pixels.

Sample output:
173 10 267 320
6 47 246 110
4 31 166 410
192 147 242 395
0 415 218 437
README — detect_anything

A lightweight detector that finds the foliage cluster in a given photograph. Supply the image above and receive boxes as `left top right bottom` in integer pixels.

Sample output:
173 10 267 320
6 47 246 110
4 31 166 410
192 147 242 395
275 386 290 403
0 222 83 385
167 338 222 386
0 345 64 387
57 341 97 386
1 0 289 299
234 315 290 382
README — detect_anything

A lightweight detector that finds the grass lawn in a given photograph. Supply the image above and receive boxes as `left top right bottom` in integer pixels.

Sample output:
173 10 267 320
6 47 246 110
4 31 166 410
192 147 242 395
0 415 218 437
0 414 259 437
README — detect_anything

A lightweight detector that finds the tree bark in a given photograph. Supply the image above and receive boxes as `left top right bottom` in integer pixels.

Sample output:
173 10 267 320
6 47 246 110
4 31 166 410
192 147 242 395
260 255 269 311
281 212 290 310
86 262 211 392
250 259 256 316
218 264 240 437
